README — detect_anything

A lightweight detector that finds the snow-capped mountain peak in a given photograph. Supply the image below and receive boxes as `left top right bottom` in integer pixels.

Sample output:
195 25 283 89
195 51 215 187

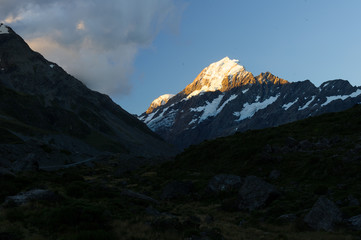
183 57 255 98
146 94 175 114
139 57 361 150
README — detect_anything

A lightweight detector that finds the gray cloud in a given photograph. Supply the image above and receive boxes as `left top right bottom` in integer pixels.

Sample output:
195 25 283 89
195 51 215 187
1 0 184 94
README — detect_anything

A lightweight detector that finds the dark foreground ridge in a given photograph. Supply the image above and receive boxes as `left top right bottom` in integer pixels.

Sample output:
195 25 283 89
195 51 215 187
2 105 361 239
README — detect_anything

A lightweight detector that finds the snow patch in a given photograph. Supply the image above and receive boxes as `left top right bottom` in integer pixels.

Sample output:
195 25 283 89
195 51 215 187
150 94 175 107
192 95 224 123
233 95 280 121
321 89 361 107
282 98 298 110
242 89 249 94
147 107 177 131
188 118 198 125
298 96 315 110
187 90 205 99
0 24 9 34
144 111 157 124
216 94 238 114
49 64 55 68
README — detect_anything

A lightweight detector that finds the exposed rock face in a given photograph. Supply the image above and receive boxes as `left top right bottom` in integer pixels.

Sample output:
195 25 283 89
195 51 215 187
206 174 242 195
304 196 343 231
238 176 279 211
0 24 175 170
140 57 361 150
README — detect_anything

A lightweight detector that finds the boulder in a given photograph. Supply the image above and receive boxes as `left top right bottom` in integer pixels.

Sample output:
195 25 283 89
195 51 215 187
3 189 60 207
160 180 194 200
348 214 361 230
269 169 280 180
304 196 342 231
206 174 242 195
277 213 297 222
238 176 280 211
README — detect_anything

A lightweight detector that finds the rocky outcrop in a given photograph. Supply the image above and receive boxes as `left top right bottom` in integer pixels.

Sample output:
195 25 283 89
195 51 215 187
238 176 280 211
206 174 242 195
348 214 361 230
304 197 342 231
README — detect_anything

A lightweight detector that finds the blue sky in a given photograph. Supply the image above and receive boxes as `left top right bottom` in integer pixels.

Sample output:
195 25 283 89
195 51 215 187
115 0 361 114
2 0 361 115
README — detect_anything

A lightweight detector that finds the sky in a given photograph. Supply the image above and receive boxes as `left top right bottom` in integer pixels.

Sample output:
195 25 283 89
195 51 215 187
2 0 361 115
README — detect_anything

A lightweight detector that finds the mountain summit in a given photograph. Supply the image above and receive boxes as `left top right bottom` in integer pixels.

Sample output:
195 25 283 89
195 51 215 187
183 57 288 99
140 57 361 150
0 24 175 171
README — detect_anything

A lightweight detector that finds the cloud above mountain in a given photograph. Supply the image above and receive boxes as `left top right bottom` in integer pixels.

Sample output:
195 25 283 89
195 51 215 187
0 0 184 95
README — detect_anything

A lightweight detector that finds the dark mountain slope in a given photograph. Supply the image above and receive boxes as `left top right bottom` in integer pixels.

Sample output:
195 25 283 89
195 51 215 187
0 24 175 171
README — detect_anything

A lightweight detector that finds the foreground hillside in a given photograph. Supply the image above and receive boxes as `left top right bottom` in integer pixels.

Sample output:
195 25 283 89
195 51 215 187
2 105 361 239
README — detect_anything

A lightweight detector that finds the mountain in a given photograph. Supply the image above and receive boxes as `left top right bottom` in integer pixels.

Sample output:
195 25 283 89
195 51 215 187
0 23 175 171
139 57 361 149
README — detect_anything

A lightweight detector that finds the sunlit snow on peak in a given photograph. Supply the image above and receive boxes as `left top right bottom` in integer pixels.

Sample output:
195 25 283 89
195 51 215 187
186 57 247 99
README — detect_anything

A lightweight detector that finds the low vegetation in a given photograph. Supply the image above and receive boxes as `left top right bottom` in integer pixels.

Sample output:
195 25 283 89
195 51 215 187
2 105 361 239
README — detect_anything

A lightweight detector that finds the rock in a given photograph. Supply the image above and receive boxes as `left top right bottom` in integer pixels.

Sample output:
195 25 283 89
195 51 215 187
348 214 361 230
347 194 360 206
160 180 194 200
206 174 242 195
277 214 297 222
304 196 342 231
238 176 280 211
269 169 280 180
120 189 159 205
3 189 60 207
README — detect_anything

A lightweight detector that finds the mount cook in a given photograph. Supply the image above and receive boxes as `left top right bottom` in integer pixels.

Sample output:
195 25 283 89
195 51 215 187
140 57 361 149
